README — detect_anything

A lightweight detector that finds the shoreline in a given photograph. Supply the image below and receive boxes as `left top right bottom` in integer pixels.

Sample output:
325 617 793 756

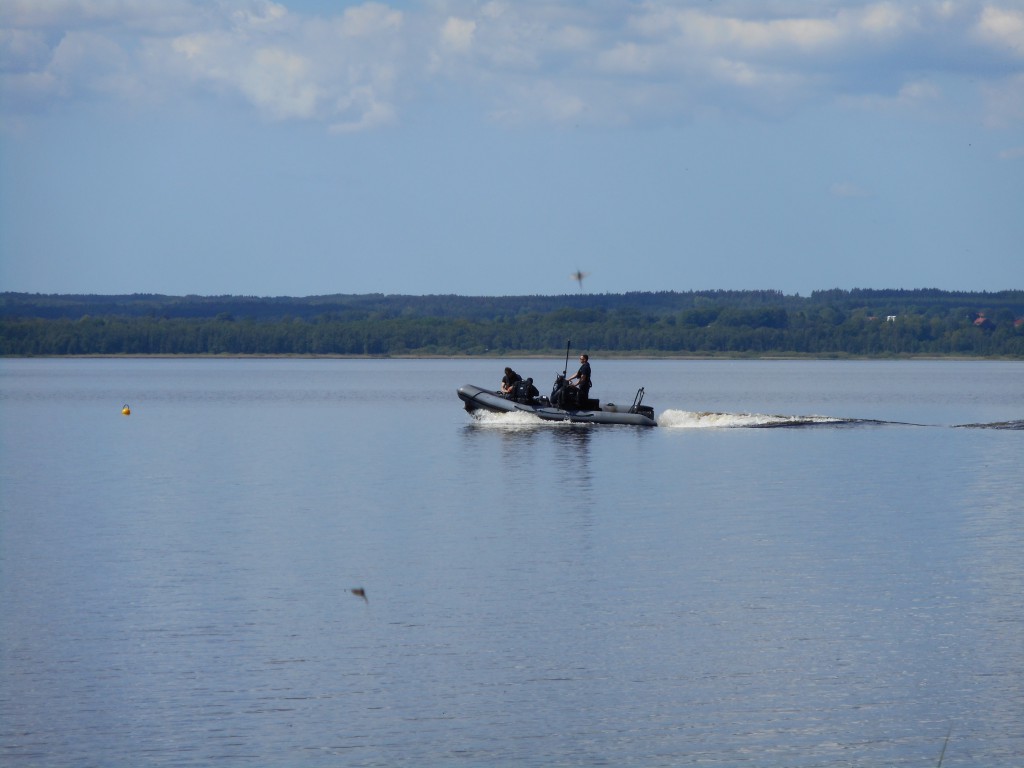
4 353 1021 362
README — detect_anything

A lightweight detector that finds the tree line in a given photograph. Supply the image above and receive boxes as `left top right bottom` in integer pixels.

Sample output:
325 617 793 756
2 290 1022 357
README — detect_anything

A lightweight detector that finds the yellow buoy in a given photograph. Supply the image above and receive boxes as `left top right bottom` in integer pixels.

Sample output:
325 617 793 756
122 404 131 415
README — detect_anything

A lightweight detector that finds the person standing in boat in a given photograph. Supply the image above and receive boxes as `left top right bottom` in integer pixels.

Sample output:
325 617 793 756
500 367 522 396
566 354 592 405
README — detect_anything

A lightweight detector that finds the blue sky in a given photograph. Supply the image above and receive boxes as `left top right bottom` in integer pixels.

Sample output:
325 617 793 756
1 0 1022 297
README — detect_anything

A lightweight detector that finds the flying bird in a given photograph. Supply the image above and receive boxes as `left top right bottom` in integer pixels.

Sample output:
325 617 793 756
571 270 589 292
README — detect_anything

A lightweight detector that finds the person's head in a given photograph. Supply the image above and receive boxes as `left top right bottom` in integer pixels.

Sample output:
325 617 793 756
504 367 513 375
580 354 588 362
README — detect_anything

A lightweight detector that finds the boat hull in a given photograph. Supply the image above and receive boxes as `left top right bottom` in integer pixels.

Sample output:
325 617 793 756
457 384 657 427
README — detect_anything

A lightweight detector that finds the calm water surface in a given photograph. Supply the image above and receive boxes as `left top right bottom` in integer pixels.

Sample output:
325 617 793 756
1 359 1022 767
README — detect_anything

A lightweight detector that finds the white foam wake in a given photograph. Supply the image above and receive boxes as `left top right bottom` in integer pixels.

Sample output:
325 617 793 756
658 409 847 429
469 410 559 429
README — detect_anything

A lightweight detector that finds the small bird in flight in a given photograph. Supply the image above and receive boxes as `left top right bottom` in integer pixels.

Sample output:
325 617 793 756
571 270 588 292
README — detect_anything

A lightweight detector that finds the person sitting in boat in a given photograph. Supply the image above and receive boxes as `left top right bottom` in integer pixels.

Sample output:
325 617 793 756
511 377 541 404
500 367 522 397
566 353 592 404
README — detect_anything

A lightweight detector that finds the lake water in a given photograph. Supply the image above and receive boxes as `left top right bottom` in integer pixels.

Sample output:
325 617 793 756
1 358 1022 767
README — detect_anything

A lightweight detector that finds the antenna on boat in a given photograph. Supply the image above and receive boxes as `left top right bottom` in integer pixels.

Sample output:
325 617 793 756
563 340 572 378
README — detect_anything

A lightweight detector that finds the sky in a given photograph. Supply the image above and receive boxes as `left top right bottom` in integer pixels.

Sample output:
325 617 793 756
1 0 1022 298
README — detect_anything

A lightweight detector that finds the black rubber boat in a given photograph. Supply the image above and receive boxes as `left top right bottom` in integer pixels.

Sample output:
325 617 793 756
457 375 657 427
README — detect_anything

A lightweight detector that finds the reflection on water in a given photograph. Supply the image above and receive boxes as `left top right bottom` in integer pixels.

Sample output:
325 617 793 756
461 417 597 505
548 426 594 499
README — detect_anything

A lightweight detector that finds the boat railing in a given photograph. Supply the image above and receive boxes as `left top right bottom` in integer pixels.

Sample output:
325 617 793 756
628 387 645 414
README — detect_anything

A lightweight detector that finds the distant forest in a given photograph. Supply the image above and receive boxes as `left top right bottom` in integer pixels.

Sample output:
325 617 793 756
2 289 1023 357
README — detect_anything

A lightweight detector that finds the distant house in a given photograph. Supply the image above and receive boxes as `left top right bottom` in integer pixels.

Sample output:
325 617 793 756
974 314 995 330
886 315 897 322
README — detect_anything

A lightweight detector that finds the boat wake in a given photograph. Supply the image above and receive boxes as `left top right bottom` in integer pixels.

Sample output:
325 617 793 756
467 407 1020 431
468 410 565 429
658 409 910 429
953 419 1024 430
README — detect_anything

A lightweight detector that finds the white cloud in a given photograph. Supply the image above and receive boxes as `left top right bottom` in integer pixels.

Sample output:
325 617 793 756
974 5 1024 56
156 3 403 127
854 3 914 37
0 28 52 71
440 17 476 53
228 2 289 29
597 42 655 75
337 3 402 37
330 87 395 133
3 0 1024 130
653 10 841 53
898 80 941 102
238 47 320 119
48 30 146 100
486 86 587 126
837 76 945 116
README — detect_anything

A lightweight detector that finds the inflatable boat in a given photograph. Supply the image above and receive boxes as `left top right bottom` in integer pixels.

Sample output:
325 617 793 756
457 375 657 427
